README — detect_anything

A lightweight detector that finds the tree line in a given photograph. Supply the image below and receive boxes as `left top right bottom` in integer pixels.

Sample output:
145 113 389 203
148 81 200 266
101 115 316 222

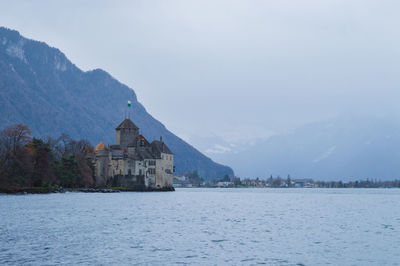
314 179 400 188
0 124 95 189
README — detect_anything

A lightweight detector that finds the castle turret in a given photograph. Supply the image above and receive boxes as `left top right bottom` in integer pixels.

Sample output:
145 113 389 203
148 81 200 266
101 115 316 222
94 141 109 187
95 141 107 152
115 118 139 149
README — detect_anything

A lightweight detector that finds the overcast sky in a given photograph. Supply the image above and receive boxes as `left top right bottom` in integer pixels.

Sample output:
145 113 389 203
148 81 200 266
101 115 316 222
1 0 400 167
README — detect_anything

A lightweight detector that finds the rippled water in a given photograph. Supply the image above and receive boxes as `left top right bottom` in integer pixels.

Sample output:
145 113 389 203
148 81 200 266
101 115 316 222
1 188 400 265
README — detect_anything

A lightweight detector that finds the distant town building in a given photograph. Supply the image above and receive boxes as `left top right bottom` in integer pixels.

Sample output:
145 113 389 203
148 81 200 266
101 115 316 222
231 177 241 185
93 119 174 190
216 181 234 187
175 175 188 182
293 179 314 188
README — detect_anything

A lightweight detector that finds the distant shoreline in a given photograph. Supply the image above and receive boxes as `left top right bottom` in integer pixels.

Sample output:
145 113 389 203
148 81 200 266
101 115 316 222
2 186 399 195
174 186 400 189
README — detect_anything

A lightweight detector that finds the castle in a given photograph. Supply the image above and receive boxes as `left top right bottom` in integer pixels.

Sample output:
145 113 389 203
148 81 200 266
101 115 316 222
93 119 174 190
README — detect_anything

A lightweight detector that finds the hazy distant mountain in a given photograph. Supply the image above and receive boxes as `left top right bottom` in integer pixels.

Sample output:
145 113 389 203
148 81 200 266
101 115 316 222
211 116 400 181
0 26 233 179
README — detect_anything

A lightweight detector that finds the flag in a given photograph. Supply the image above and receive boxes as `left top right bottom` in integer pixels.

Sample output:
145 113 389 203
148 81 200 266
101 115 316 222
128 100 131 107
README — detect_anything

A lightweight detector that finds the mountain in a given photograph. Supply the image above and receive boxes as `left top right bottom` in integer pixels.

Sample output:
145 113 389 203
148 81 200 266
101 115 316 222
210 115 400 181
0 26 233 180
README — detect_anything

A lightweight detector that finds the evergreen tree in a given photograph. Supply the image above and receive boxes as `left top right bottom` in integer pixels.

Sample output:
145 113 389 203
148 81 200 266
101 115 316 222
26 138 55 187
222 174 230 182
286 175 292 187
55 155 80 188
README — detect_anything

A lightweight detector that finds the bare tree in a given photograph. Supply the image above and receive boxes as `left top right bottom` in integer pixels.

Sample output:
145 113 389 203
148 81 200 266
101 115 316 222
0 124 32 155
0 124 32 186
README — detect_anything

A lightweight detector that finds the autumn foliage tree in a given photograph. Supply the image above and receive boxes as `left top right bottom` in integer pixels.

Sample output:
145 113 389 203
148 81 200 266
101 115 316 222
0 124 95 189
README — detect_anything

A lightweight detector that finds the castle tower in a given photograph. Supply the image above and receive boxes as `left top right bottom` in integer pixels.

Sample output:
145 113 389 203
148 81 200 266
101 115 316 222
116 118 139 149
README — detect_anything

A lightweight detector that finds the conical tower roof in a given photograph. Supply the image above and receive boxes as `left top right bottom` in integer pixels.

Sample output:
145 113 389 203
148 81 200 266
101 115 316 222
116 118 139 130
95 141 107 151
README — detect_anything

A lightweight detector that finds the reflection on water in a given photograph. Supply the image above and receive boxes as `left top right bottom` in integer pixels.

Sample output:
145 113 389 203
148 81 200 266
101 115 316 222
1 188 400 265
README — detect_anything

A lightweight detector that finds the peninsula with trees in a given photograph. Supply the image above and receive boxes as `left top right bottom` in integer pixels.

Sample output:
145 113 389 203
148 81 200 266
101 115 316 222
0 118 175 193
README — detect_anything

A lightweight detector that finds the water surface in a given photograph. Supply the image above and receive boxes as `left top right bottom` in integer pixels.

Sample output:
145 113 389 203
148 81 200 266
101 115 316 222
1 188 399 265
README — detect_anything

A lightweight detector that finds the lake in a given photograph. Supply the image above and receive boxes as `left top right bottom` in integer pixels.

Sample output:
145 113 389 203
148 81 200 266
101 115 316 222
1 188 399 265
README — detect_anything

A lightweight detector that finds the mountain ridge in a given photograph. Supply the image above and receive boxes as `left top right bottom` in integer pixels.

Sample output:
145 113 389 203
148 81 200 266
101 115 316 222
211 115 400 181
0 26 234 179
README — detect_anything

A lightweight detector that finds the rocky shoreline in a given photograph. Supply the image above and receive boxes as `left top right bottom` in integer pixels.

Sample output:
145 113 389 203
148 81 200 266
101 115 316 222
0 186 175 194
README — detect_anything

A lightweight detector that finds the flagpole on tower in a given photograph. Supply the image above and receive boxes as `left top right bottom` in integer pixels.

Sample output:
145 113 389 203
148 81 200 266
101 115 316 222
127 100 131 119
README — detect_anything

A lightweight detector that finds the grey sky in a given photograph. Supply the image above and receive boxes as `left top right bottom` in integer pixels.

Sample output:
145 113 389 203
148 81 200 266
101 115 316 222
1 0 400 175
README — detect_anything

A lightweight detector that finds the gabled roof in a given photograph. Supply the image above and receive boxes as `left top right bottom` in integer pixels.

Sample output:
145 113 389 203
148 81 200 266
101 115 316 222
151 140 173 155
116 118 139 130
136 135 150 146
136 147 156 159
125 146 155 160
